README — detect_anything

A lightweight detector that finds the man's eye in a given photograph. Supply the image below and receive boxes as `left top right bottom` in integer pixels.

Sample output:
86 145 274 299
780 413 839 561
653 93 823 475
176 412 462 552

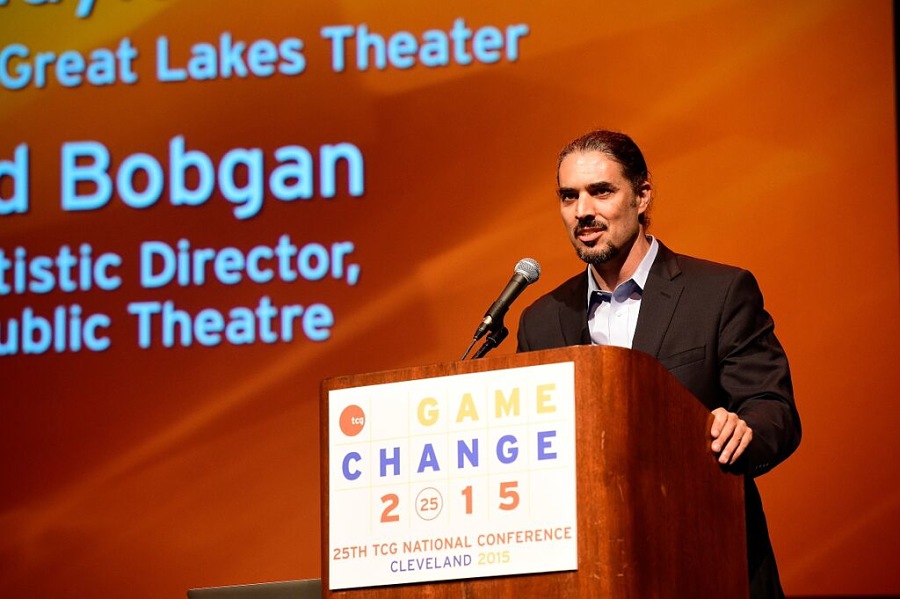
559 192 576 202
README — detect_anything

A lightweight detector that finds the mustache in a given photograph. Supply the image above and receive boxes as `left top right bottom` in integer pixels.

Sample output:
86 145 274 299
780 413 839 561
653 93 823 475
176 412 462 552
574 216 608 235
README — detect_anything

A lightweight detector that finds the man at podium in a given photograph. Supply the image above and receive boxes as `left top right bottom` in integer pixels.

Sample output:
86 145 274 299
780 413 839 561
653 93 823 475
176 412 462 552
517 129 801 599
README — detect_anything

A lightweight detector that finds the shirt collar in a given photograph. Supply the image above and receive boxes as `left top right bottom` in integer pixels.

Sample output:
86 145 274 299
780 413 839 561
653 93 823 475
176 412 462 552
586 236 659 303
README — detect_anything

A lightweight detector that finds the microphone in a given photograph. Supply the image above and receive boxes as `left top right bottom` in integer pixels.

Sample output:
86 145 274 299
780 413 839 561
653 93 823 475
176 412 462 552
471 258 541 343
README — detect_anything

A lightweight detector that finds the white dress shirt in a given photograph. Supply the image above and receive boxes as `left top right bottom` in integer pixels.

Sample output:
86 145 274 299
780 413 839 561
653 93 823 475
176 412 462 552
586 236 659 349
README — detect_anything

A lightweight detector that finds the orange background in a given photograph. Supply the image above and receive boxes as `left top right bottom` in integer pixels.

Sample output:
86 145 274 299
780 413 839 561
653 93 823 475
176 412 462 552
1 1 898 597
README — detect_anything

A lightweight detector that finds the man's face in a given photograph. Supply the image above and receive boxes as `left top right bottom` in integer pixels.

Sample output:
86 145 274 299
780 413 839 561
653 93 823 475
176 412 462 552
557 150 651 267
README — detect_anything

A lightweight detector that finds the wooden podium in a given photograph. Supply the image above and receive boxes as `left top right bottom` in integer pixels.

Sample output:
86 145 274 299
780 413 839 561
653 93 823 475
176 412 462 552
320 346 748 598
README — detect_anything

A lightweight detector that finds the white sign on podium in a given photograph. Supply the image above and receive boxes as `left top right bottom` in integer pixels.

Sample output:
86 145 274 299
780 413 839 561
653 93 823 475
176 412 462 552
327 361 578 590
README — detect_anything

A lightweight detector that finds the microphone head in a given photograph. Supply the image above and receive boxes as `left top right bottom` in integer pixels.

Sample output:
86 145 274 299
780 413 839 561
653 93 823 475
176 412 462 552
514 258 541 284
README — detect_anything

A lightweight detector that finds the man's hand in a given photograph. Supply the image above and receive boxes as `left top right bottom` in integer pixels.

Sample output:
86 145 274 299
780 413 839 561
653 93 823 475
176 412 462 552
710 408 753 465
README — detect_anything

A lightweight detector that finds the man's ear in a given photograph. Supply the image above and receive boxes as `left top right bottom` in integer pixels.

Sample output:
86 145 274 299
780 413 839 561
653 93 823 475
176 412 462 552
636 181 653 227
637 181 652 212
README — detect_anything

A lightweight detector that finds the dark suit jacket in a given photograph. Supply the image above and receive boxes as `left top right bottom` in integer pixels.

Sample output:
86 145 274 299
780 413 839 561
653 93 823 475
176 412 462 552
517 241 801 598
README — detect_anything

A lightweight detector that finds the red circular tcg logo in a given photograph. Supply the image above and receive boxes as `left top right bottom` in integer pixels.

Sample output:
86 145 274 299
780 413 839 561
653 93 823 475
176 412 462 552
339 404 366 437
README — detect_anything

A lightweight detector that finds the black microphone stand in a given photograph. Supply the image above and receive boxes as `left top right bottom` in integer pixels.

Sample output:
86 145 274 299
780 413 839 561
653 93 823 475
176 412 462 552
470 325 508 359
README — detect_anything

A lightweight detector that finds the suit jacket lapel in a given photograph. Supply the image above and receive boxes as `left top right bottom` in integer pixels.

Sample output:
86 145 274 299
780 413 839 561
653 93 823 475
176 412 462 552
558 271 591 346
632 242 684 358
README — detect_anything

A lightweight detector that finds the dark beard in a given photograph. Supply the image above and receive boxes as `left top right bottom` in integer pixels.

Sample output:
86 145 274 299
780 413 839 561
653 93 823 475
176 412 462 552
576 241 619 266
572 216 619 265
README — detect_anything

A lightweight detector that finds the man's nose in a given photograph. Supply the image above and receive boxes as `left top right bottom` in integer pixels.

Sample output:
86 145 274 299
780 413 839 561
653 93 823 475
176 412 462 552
573 194 591 219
